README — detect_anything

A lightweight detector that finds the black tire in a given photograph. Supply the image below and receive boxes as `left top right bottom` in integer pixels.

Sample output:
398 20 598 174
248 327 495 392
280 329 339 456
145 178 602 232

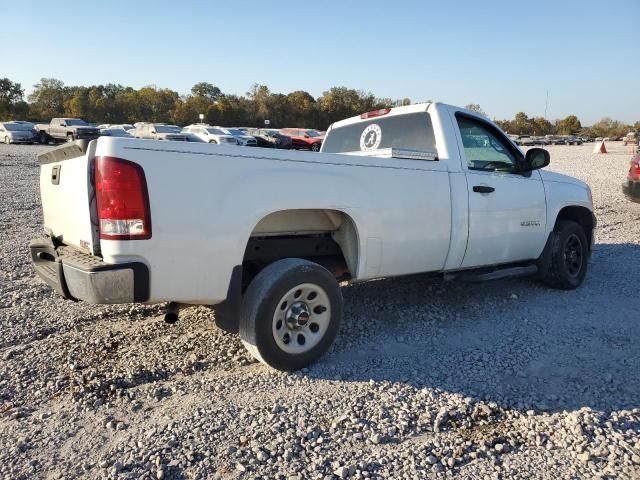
239 258 343 371
209 140 218 144
39 131 48 145
311 143 320 152
541 220 588 289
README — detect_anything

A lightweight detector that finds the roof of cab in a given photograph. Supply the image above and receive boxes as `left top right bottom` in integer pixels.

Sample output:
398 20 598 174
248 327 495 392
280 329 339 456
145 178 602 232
330 102 433 130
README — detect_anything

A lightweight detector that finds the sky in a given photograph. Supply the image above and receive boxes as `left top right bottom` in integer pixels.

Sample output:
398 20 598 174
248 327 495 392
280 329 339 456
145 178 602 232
2 0 639 124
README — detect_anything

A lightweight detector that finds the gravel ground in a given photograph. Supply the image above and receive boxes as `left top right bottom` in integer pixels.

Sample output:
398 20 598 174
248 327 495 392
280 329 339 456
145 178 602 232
1 142 639 480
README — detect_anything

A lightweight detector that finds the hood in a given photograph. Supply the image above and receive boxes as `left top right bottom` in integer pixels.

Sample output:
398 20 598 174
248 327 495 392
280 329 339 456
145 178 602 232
539 170 587 189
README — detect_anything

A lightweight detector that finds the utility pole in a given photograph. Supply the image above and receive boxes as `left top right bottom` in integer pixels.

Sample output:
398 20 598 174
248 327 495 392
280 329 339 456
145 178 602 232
544 89 549 119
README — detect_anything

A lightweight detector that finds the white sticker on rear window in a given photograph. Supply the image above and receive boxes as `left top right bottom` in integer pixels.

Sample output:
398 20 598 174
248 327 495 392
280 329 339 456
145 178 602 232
360 124 382 151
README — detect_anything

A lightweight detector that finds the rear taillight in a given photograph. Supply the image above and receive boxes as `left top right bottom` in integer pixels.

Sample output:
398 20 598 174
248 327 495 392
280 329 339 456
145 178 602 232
360 108 391 119
630 156 640 180
95 156 151 240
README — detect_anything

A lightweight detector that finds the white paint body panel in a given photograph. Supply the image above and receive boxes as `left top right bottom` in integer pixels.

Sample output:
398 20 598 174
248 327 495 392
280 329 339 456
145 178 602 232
38 103 594 305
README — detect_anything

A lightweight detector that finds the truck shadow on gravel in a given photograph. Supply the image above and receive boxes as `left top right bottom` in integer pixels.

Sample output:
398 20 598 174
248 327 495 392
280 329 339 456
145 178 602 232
313 242 640 414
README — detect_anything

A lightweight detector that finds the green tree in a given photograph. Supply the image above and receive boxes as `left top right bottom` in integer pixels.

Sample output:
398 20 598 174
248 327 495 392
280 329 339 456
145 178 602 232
531 116 554 135
556 115 582 135
28 78 66 119
191 82 221 101
464 103 485 115
0 78 28 119
513 112 532 134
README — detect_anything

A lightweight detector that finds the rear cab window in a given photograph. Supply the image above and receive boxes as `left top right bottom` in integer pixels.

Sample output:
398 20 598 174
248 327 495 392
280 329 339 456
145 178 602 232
322 112 436 155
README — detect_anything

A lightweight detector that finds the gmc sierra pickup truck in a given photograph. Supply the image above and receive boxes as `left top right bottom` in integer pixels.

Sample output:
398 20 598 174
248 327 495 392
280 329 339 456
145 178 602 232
30 102 595 370
35 118 101 144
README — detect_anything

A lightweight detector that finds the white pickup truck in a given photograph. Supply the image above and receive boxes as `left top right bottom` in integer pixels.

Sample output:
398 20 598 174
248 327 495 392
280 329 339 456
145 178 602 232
31 103 595 370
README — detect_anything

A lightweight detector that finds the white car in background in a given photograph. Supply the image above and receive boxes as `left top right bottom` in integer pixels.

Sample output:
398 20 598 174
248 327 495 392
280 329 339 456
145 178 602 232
215 127 258 146
182 125 238 145
0 121 36 144
99 127 132 138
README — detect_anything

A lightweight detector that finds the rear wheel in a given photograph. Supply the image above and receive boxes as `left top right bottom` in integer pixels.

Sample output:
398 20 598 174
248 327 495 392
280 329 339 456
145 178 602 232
67 133 74 142
311 143 320 152
39 132 48 144
239 258 343 371
209 139 218 144
541 220 588 289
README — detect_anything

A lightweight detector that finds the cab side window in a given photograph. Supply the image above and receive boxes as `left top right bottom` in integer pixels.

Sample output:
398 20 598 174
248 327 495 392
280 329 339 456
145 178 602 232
456 116 519 172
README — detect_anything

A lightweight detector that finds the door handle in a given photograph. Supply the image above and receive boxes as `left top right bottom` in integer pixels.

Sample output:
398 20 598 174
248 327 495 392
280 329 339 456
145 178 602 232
51 165 61 185
473 185 494 193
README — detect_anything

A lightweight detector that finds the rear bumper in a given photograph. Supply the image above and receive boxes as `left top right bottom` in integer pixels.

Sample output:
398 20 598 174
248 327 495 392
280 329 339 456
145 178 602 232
30 238 149 304
622 180 640 203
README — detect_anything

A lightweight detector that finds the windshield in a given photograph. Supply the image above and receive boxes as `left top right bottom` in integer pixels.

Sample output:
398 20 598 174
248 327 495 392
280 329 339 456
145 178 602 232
224 128 244 136
205 128 226 135
4 123 32 131
155 125 181 133
105 128 129 136
322 112 436 154
65 119 88 126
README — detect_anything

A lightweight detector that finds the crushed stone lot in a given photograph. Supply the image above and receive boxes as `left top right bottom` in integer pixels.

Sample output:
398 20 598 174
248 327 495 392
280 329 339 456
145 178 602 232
1 142 639 480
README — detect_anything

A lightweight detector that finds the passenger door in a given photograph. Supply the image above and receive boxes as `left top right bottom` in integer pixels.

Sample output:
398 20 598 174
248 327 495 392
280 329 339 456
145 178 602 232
454 113 547 268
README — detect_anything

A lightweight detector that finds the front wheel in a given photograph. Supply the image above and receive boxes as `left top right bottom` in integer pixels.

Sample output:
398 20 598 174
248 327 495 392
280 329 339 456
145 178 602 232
4 136 10 145
239 258 343 371
541 220 588 289
67 133 74 142
311 143 320 152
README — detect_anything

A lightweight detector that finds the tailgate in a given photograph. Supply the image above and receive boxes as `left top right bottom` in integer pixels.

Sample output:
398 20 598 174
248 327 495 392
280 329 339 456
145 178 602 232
38 141 98 254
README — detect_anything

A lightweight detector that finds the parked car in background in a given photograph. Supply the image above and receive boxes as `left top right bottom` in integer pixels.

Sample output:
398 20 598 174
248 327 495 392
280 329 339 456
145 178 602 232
564 136 583 145
517 136 534 146
98 123 135 132
35 118 100 144
182 125 238 145
133 123 187 141
622 153 640 202
623 132 637 146
99 126 132 137
532 136 550 146
215 127 258 146
279 128 324 151
544 135 566 145
245 128 293 148
0 121 36 144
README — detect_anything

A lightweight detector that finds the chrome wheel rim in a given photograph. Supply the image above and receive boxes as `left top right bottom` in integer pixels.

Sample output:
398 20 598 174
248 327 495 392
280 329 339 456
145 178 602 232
272 283 331 354
563 233 583 278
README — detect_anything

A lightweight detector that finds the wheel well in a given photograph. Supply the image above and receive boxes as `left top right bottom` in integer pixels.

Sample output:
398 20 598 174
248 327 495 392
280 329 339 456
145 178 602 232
241 209 359 287
555 206 594 248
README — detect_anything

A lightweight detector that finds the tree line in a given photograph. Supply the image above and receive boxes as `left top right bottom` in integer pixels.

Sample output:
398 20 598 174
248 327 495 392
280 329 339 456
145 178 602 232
1 77 637 136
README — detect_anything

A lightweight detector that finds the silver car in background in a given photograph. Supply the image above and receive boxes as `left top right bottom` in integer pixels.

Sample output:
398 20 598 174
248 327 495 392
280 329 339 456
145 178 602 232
182 125 238 145
0 122 36 144
99 127 133 137
133 123 187 141
216 127 258 146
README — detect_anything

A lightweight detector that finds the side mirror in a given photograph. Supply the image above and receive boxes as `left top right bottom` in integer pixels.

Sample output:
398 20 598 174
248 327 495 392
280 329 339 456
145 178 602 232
522 148 550 172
